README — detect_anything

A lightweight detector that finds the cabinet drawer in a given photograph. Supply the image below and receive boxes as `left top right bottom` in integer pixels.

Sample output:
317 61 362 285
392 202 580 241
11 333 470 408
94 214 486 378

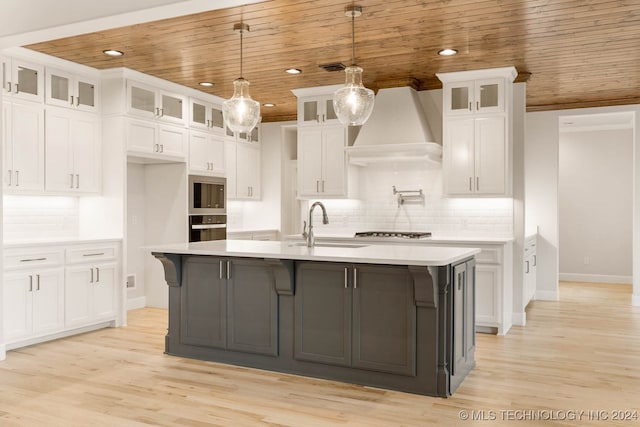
4 249 64 270
475 247 502 264
66 244 118 264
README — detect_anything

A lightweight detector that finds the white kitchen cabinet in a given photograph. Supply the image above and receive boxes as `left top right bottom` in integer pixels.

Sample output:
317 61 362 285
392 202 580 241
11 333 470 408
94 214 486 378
1 57 44 103
126 118 187 161
45 107 100 193
126 80 186 125
45 68 99 112
523 234 537 307
297 94 340 126
3 268 65 342
65 263 117 328
443 78 504 116
298 125 347 197
235 141 261 199
2 100 45 192
189 130 225 176
443 115 506 195
189 98 225 133
438 67 517 197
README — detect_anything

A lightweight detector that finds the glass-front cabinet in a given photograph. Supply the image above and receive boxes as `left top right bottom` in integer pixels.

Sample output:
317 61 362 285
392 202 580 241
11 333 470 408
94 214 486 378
189 98 225 133
126 80 186 125
45 68 99 112
1 57 44 103
445 79 504 116
297 95 339 126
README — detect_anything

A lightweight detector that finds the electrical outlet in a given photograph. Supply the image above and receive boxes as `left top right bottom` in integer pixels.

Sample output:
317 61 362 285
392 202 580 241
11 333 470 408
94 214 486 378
583 256 590 265
132 215 138 225
126 274 136 288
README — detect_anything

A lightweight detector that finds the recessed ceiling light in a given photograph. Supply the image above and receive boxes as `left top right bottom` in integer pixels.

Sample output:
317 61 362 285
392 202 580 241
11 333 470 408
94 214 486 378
199 82 214 87
103 49 124 57
285 68 302 74
438 48 458 56
263 103 276 107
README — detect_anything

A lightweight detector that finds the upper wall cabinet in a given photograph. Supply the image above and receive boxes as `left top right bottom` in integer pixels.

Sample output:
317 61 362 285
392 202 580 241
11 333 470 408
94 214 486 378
1 57 44 103
189 98 225 134
297 95 340 127
444 79 505 116
126 80 186 125
45 68 99 113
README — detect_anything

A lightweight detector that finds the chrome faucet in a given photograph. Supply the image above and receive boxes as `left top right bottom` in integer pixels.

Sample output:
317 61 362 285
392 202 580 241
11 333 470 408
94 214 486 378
302 201 329 247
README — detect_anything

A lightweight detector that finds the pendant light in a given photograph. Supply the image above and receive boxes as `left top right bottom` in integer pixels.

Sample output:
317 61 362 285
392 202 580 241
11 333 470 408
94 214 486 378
333 5 375 126
223 23 260 134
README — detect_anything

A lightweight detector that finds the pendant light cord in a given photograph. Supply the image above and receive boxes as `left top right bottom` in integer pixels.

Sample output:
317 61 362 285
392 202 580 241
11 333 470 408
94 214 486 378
351 11 356 65
240 26 244 78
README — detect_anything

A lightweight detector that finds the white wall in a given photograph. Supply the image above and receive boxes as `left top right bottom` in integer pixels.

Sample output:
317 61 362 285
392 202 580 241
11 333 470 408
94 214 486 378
126 164 146 306
559 128 633 283
525 106 640 306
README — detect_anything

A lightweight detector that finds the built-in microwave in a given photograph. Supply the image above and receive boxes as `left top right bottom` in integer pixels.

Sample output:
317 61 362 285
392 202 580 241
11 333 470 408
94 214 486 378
189 175 226 215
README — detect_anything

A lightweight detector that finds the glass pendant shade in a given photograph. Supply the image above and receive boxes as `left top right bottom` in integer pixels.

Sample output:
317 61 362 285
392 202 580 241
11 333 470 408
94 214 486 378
333 65 375 126
222 77 260 133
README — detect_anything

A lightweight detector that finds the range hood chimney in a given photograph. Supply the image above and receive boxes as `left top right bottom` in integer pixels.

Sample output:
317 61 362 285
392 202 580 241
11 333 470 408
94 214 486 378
346 86 442 166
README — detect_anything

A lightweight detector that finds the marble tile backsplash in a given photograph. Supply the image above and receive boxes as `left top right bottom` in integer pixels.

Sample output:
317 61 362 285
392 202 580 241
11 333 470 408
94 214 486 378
3 196 79 241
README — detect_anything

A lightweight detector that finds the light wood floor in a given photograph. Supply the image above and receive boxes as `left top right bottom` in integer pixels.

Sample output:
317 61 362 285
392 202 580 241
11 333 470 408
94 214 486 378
1 282 639 426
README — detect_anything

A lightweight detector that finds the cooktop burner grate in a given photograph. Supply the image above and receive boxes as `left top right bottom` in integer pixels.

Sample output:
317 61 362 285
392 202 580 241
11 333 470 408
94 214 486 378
354 231 432 239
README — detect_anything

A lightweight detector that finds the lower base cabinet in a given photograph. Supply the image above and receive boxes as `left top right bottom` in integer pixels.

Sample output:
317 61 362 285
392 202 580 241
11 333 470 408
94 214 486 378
451 259 476 386
294 262 416 376
180 256 278 356
65 263 117 328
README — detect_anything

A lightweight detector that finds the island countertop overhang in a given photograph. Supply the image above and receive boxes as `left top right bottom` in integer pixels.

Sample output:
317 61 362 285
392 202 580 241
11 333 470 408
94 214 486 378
149 239 480 266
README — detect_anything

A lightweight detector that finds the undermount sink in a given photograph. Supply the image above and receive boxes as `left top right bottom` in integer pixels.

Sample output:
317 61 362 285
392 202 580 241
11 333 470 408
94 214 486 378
289 242 367 249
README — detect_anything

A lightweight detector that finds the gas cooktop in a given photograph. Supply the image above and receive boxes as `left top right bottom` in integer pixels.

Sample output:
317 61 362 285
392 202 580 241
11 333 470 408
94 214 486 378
354 231 432 239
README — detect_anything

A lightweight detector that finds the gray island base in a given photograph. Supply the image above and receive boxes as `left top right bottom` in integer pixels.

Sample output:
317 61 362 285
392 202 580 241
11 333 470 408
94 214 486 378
151 240 479 397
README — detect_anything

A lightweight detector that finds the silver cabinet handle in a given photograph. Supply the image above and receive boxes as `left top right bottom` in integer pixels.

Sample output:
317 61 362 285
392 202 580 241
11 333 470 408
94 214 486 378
322 181 325 193
468 101 472 111
344 267 348 289
533 255 537 266
70 95 74 105
469 177 472 192
316 114 320 123
82 252 104 257
36 274 40 291
7 82 11 93
96 267 100 283
29 275 33 292
8 169 11 186
525 260 530 274
206 119 211 128
159 108 164 117
316 180 319 193
90 268 94 283
20 258 46 262
160 144 164 153
155 107 160 116
476 177 479 192
14 83 19 94
15 170 19 186
226 260 231 280
70 173 74 188
353 267 358 289
76 174 80 189
76 96 80 106
476 101 479 110
219 260 224 279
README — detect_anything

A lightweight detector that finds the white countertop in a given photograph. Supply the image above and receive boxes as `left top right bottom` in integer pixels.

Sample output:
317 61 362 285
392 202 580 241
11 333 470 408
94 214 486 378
149 239 480 267
4 237 122 249
282 233 514 245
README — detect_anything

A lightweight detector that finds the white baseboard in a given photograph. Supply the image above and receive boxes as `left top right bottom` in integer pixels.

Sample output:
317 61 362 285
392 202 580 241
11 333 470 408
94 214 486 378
5 321 115 351
127 296 147 311
633 294 640 307
535 290 559 301
512 312 526 326
559 273 632 284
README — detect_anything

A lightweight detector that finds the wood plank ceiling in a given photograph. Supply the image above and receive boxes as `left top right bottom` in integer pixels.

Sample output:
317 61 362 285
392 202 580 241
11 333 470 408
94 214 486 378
25 0 640 122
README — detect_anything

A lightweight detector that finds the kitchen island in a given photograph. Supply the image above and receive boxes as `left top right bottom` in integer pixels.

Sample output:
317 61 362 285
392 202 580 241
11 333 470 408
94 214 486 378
151 240 479 397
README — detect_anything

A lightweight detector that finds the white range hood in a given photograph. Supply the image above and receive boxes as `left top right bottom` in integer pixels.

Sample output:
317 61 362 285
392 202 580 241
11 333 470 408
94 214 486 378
345 86 442 166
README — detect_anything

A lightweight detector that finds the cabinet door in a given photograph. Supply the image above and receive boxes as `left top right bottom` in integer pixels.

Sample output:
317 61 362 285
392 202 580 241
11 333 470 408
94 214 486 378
157 124 187 159
475 79 504 113
46 68 74 108
321 126 346 196
298 97 321 125
75 76 98 112
225 139 237 199
10 102 45 191
159 90 186 125
451 260 475 380
126 81 156 119
32 268 65 334
475 115 505 194
3 273 32 341
188 130 211 174
444 117 475 195
93 264 116 319
294 262 351 367
64 266 93 327
180 257 227 349
190 99 209 129
72 113 100 192
127 118 156 154
209 135 226 176
445 81 473 115
352 265 416 376
2 101 11 187
45 107 74 191
475 264 500 327
298 127 323 196
12 60 44 103
226 259 278 356
236 142 260 199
